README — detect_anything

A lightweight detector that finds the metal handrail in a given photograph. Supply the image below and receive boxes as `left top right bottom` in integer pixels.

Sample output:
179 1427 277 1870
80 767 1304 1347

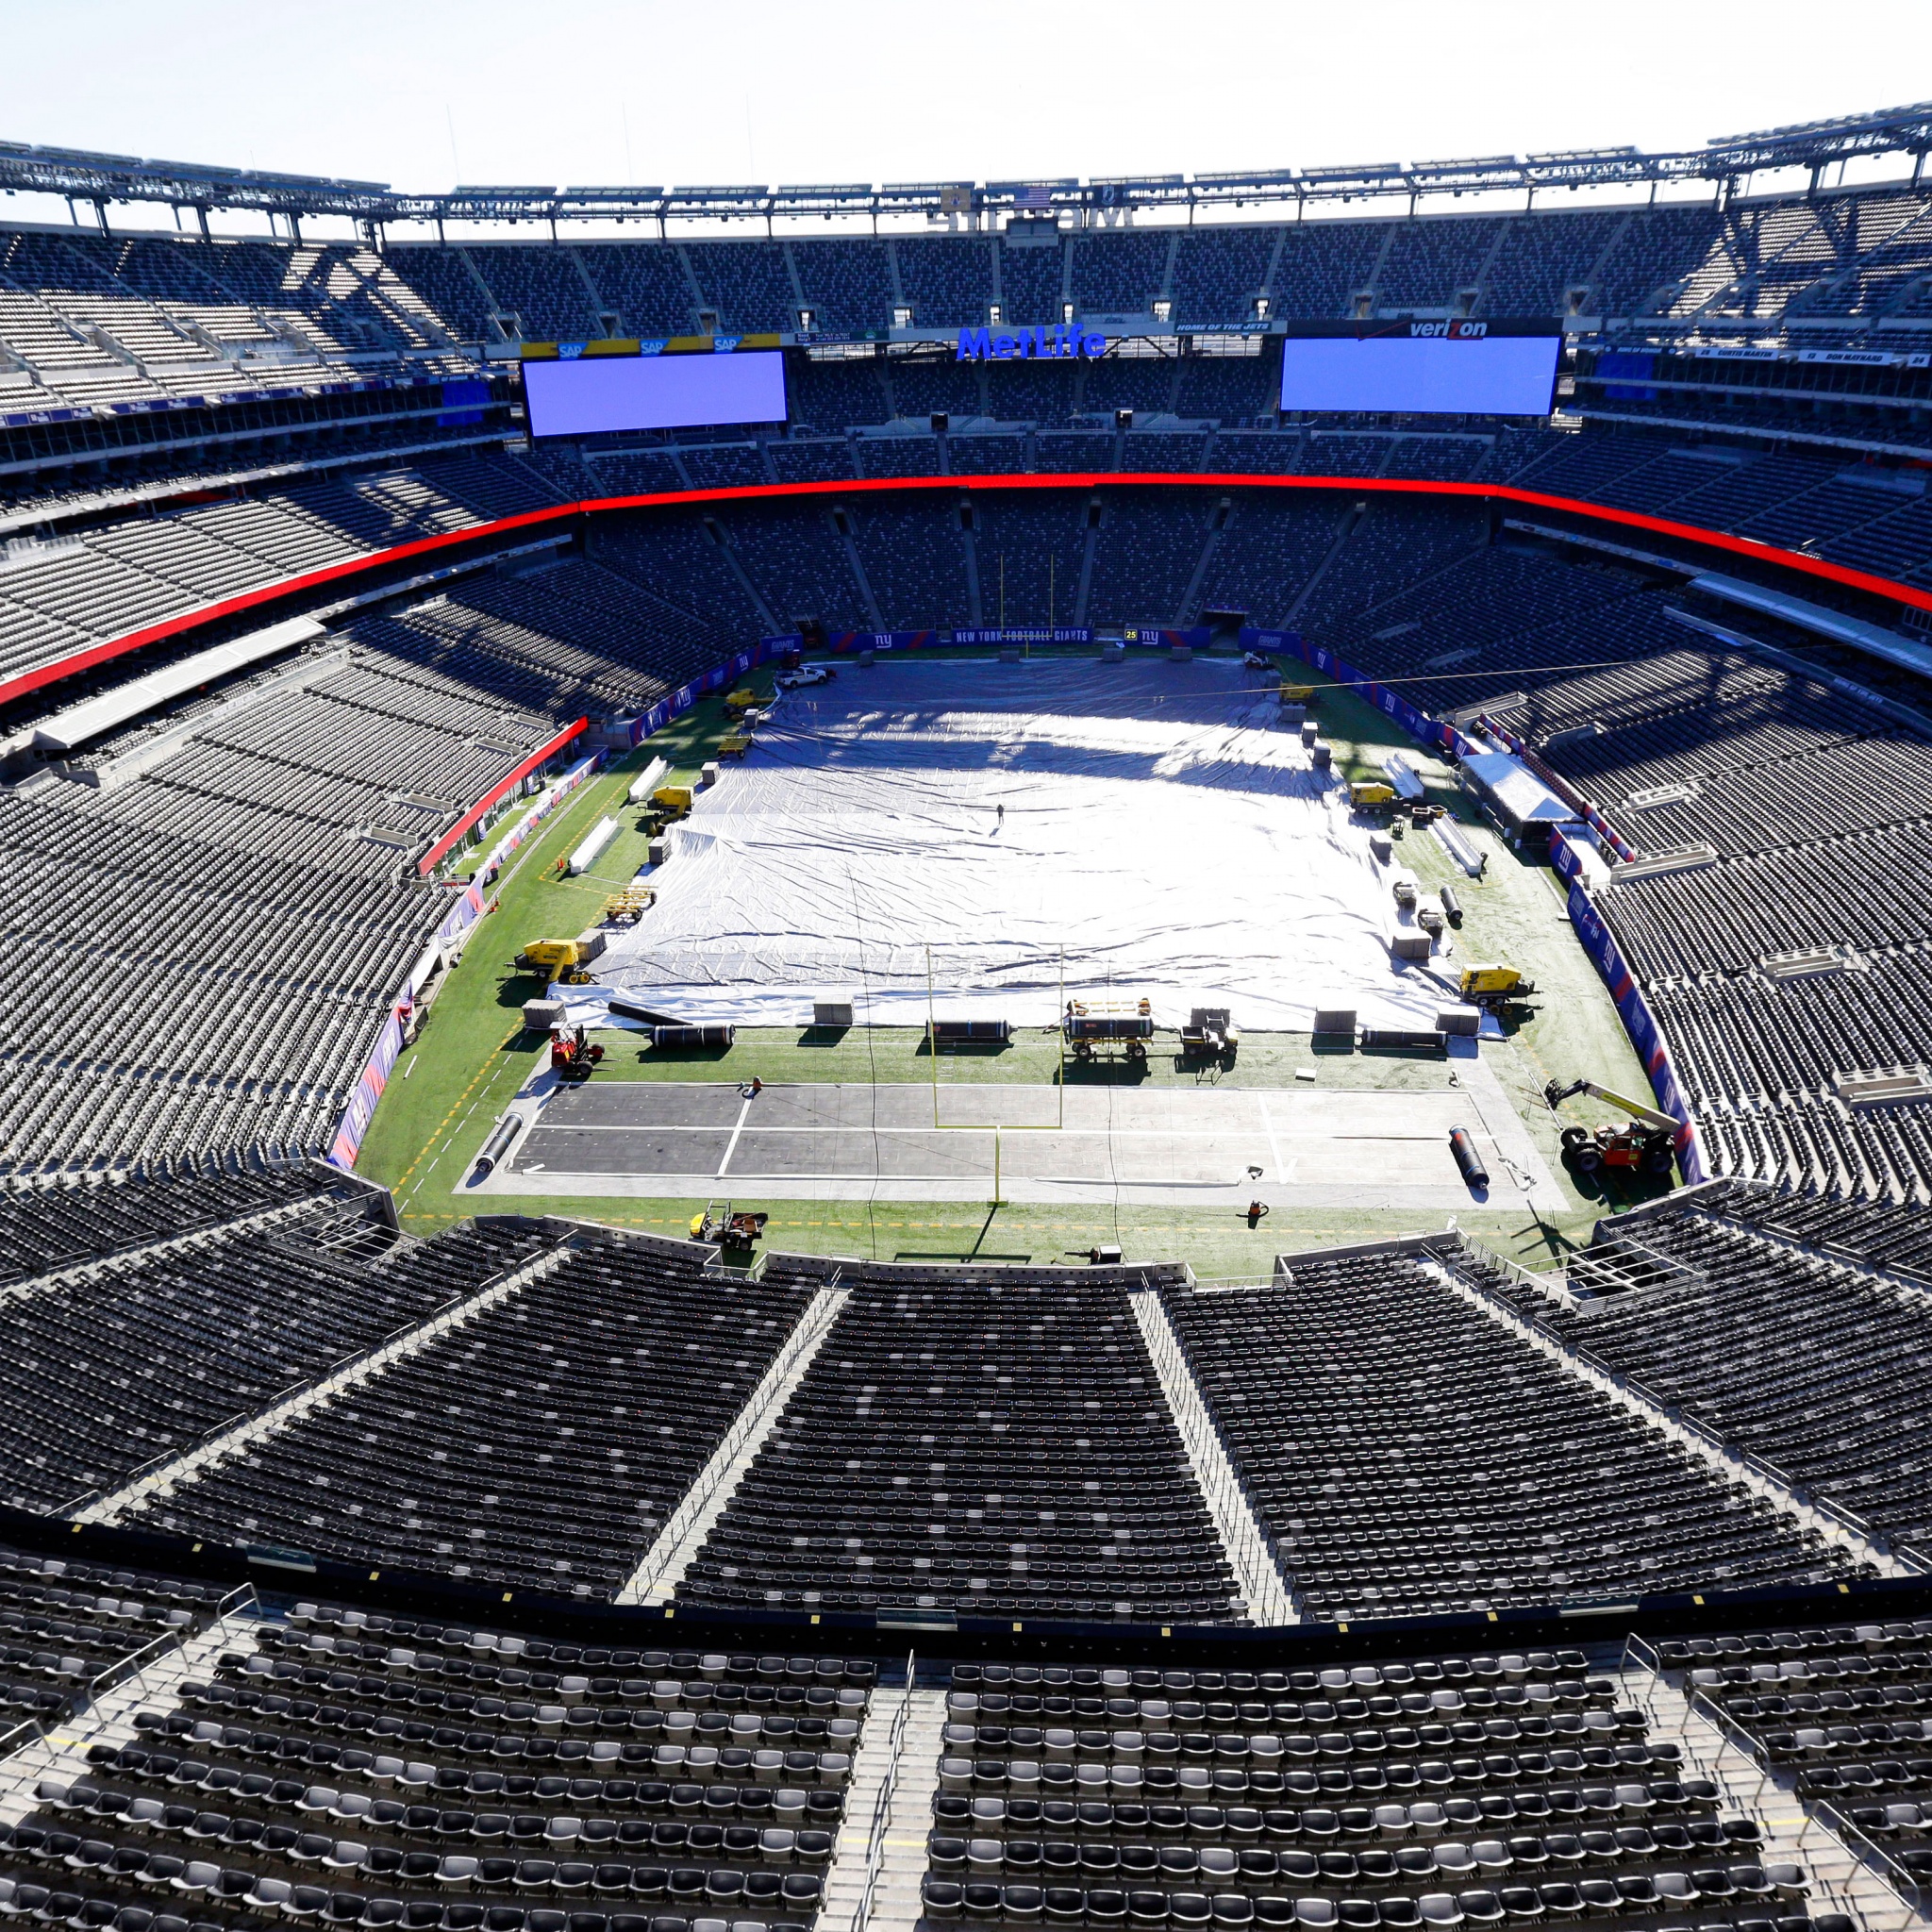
621 1283 846 1602
1806 1797 1929 1916
1131 1291 1303 1623
852 1651 917 1932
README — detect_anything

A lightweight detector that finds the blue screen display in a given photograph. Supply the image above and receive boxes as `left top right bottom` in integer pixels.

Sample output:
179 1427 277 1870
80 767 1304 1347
524 350 788 438
1278 334 1559 416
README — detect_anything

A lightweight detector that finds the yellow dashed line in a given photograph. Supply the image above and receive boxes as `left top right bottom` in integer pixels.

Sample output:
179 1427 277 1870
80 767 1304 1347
394 1027 522 1194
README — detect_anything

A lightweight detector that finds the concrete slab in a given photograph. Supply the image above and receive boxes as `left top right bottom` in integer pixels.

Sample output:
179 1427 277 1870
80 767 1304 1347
474 1074 1568 1214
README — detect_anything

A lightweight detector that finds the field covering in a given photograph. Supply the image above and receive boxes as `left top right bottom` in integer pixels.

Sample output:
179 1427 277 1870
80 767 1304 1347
357 651 1669 1275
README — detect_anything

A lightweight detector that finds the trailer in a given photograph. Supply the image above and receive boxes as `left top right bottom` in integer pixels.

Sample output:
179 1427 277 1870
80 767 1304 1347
1063 995 1154 1062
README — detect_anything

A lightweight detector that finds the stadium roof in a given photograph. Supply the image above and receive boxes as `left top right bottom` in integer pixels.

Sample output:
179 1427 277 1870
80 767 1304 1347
0 101 1927 230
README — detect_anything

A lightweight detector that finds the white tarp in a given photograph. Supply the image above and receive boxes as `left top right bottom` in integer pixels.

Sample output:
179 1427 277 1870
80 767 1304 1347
594 658 1444 1029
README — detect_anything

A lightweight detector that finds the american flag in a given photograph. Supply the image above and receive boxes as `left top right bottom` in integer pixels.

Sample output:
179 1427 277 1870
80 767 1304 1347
1012 184 1055 209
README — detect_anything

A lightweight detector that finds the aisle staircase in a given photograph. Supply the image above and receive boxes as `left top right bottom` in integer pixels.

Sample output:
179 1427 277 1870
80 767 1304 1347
821 1670 948 1932
1615 1640 1925 1931
0 1593 265 1824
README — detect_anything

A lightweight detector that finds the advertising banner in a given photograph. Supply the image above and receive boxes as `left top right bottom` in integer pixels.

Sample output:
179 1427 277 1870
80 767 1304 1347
1567 880 1707 1184
327 1000 409 1171
1244 627 1472 757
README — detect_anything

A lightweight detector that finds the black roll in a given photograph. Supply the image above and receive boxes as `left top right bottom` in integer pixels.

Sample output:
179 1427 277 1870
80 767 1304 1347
1449 1125 1490 1188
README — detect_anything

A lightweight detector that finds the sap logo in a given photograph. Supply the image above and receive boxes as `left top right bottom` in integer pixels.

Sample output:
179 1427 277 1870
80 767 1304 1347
1408 320 1489 340
957 325 1108 361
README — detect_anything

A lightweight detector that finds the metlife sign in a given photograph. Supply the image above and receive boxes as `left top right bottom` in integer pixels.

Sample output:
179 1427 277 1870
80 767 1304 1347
958 324 1108 361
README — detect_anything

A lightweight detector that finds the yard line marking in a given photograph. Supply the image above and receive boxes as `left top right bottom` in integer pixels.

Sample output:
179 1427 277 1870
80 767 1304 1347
716 1094 755 1177
1259 1093 1290 1184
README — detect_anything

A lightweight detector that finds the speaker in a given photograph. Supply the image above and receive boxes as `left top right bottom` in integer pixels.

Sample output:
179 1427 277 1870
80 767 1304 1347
1115 408 1134 429
930 412 950 434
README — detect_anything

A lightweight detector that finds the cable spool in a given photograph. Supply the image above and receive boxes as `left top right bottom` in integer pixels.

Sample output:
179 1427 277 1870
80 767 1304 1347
1448 1125 1490 1189
649 1024 736 1051
1440 883 1463 924
473 1111 523 1178
927 1019 1013 1044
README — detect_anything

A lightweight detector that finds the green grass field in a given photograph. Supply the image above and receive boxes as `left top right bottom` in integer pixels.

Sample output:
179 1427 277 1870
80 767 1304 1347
356 649 1669 1276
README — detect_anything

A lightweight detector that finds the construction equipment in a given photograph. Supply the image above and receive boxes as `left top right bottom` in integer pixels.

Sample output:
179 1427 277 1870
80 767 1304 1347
516 939 596 984
1457 963 1538 1008
1350 781 1396 811
724 688 761 715
1544 1075 1679 1176
716 733 752 759
602 884 656 925
1280 683 1315 705
689 1201 769 1251
1063 995 1154 1062
1409 802 1445 824
652 784 694 818
1391 874 1419 909
550 1024 604 1080
1179 1007 1240 1066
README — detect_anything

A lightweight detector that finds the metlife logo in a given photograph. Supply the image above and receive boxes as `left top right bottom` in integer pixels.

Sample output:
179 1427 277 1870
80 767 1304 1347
957 324 1108 361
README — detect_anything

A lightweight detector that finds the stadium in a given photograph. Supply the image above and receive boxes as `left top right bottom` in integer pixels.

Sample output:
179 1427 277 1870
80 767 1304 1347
4 66 1932 1932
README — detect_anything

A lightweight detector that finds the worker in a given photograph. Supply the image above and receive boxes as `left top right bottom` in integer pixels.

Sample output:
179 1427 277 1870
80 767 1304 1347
995 802 1005 830
739 1076 762 1098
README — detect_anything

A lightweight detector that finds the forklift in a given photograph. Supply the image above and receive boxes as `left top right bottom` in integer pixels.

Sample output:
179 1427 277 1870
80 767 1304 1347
550 1024 605 1081
1544 1075 1678 1177
548 1020 598 1081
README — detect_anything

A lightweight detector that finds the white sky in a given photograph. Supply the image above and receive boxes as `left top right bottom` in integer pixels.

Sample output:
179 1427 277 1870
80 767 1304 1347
0 0 1924 194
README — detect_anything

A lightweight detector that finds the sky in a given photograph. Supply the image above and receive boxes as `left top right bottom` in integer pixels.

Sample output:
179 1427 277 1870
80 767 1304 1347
0 0 1924 200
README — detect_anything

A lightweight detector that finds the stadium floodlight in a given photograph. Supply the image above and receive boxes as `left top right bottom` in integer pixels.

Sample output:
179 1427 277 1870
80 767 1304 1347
1191 169 1300 187
561 185 665 200
1299 161 1404 183
1528 147 1641 164
1707 100 1932 145
242 170 344 190
986 177 1078 197
28 145 144 167
774 183 874 200
1407 155 1521 175
142 158 242 180
668 184 770 201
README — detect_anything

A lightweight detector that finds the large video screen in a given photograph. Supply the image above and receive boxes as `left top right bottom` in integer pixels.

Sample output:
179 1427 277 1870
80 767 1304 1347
1278 325 1559 417
523 350 788 438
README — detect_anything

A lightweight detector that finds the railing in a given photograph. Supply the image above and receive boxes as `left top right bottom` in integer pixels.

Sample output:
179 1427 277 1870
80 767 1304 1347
1805 1798 1929 1918
0 1583 260 1815
61 1250 562 1522
1626 1631 1912 1925
619 1278 846 1604
1129 1285 1304 1624
851 1651 917 1932
702 1247 771 1282
1619 1630 1773 1807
